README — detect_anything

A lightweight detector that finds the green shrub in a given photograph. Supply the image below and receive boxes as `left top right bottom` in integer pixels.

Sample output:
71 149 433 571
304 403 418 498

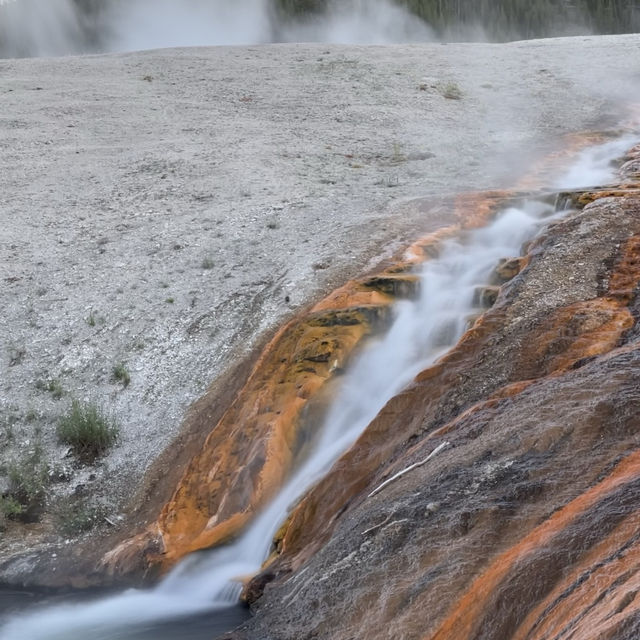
439 82 463 100
56 499 106 535
2 448 50 523
111 363 130 387
57 400 118 463
0 496 25 518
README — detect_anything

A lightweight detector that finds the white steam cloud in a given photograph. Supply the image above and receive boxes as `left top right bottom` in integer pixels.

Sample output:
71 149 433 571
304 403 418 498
0 0 435 58
0 0 85 57
108 0 273 51
278 0 434 44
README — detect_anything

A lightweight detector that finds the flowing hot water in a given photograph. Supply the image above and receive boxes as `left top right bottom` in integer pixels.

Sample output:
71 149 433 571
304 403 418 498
0 135 635 639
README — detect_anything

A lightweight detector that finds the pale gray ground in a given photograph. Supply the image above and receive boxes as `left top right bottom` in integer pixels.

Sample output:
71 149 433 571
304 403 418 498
1 36 639 574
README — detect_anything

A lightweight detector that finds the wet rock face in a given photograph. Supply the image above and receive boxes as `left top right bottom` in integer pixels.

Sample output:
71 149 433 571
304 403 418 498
232 186 640 639
99 303 384 578
98 229 459 580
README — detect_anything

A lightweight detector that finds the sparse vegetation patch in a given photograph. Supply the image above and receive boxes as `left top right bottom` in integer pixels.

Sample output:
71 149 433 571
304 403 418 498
56 498 107 535
36 378 65 399
57 400 119 463
0 446 50 524
439 82 463 100
112 363 131 387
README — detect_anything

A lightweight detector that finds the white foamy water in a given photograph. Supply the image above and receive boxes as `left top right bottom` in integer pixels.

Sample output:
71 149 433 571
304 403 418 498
554 134 639 189
0 137 634 640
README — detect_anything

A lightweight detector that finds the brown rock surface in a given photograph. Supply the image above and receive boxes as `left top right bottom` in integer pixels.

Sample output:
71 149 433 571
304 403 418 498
99 219 466 579
100 303 386 578
229 169 640 639
99 134 634 586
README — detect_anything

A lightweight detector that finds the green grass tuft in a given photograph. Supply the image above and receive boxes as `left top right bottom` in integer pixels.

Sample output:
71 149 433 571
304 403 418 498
111 363 131 388
1 447 50 523
439 82 463 100
56 500 107 535
57 400 119 463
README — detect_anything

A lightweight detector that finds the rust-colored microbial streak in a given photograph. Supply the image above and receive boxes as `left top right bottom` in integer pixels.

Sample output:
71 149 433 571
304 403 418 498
101 134 640 586
239 148 640 629
608 234 640 301
101 304 379 575
427 451 640 640
512 513 640 640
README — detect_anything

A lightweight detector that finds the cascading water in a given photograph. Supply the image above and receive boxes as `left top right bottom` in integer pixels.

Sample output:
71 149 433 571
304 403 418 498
0 135 636 640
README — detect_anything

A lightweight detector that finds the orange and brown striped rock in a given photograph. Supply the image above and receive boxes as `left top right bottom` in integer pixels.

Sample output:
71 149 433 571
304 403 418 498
231 161 640 640
99 208 459 579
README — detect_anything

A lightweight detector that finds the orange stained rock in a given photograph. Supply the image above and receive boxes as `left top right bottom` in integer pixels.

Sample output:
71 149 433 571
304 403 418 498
514 131 607 191
402 225 460 265
152 309 377 568
608 233 640 300
311 283 393 312
512 511 640 640
564 569 640 640
505 231 640 377
270 311 508 570
101 303 383 576
488 379 536 400
427 449 640 640
311 273 422 313
402 190 514 267
529 298 633 374
453 190 514 229
575 188 640 207
261 198 640 606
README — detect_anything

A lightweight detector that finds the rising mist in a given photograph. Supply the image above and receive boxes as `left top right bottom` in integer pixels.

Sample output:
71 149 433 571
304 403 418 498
0 0 433 58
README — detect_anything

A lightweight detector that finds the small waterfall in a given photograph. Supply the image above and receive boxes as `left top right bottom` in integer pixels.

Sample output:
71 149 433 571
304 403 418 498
0 136 635 640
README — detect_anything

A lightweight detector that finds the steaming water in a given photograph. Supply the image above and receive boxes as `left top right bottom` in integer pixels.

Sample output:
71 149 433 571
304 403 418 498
0 0 432 58
0 0 85 58
554 134 640 189
0 137 634 640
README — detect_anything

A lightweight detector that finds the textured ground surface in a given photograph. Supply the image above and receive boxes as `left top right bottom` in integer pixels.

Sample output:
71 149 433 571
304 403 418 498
231 151 640 640
1 35 640 581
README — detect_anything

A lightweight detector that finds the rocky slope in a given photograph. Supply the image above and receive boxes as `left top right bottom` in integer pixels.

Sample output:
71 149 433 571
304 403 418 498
1 35 640 587
223 147 640 639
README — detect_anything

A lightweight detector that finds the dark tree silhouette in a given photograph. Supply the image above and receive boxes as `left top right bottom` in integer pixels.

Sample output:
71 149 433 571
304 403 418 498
274 0 640 40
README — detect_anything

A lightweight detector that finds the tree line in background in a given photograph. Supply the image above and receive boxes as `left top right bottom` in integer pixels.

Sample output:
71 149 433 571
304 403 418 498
2 0 638 57
274 0 640 39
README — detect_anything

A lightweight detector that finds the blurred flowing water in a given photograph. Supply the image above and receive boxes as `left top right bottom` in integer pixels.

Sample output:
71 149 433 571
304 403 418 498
0 135 635 640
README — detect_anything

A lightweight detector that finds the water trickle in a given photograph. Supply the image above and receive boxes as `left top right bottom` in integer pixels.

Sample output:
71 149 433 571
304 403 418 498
0 136 635 640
